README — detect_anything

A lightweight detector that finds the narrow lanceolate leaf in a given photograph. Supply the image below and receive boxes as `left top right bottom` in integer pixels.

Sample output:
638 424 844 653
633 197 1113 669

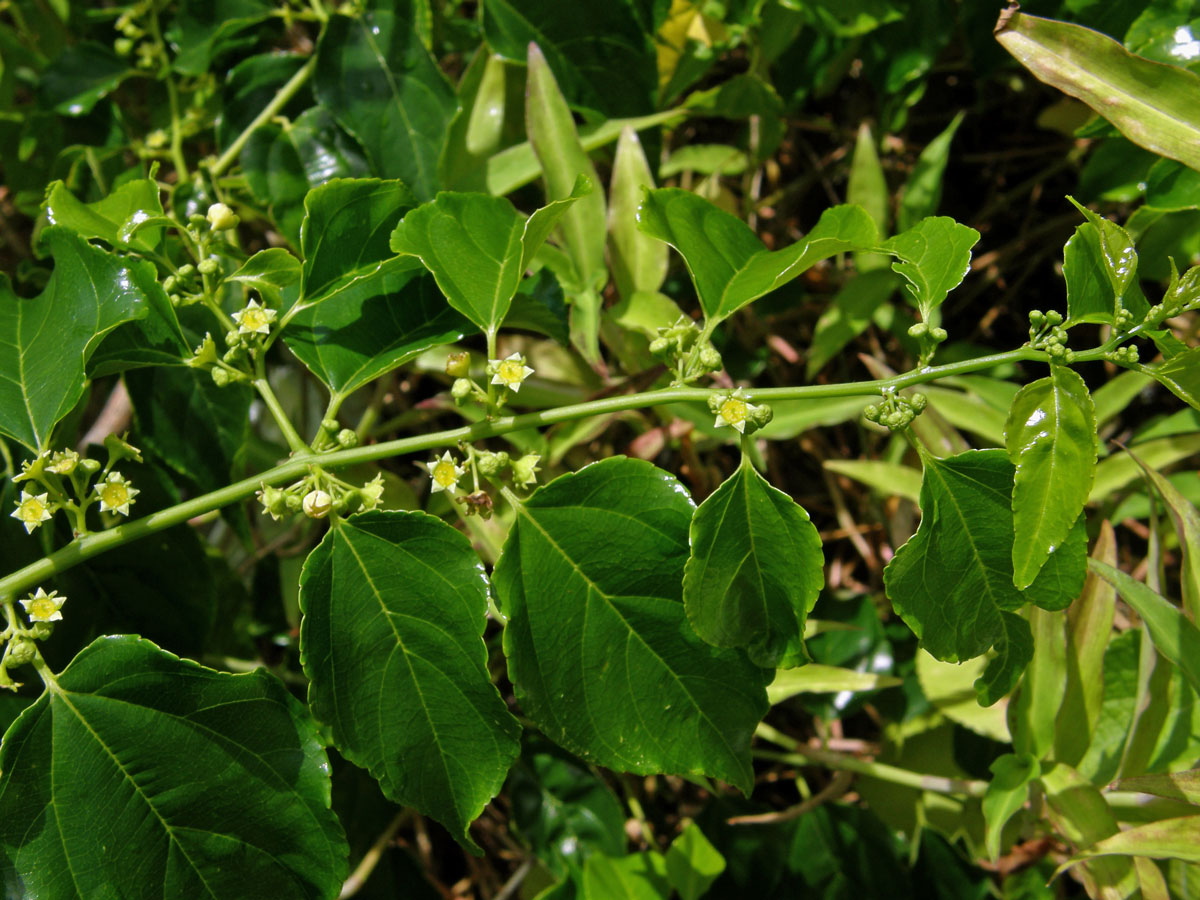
881 216 980 320
883 449 1087 703
898 111 964 233
0 636 347 899
1114 770 1200 805
314 6 458 199
609 127 669 299
684 457 824 668
494 458 770 792
0 228 163 451
1067 815 1200 866
1005 366 1097 588
636 188 877 324
1150 346 1200 412
296 178 419 312
300 511 521 849
983 753 1040 862
766 665 902 705
1127 447 1200 620
390 183 586 336
996 8 1200 172
1089 560 1200 697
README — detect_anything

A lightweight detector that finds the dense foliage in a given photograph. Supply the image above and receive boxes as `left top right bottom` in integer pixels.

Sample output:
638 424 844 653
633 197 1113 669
1 0 1199 897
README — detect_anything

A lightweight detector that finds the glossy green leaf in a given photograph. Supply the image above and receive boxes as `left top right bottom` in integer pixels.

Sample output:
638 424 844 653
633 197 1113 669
1128 447 1200 620
87 283 190 377
996 8 1200 172
43 178 163 253
390 181 587 336
665 822 726 900
684 456 824 668
483 0 657 117
609 127 668 300
216 51 311 152
0 636 347 899
884 449 1087 702
637 188 877 323
1089 560 1200 697
897 111 964 233
1146 159 1200 210
0 228 164 451
581 851 670 900
1005 366 1097 588
1151 347 1200 412
226 248 302 308
494 457 769 792
295 178 418 314
300 510 521 848
767 664 902 704
1067 199 1150 320
983 753 1040 861
166 0 272 76
37 41 130 115
314 5 457 199
286 268 467 395
126 366 251 494
881 216 980 320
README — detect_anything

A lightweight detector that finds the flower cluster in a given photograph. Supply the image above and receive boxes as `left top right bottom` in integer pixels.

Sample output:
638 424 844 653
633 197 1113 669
10 437 141 537
1 588 67 690
864 391 927 431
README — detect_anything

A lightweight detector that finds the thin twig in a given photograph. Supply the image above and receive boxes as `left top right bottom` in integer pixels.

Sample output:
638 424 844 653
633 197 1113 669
339 811 410 898
728 769 854 825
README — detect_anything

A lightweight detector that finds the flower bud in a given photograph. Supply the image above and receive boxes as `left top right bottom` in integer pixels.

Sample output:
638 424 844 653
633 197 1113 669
697 344 722 372
445 351 471 378
746 403 773 431
7 639 37 667
211 367 232 387
258 484 289 520
336 428 359 448
79 458 102 476
648 336 671 357
863 404 880 422
475 450 510 476
302 489 333 519
907 322 928 338
337 490 364 515
451 378 473 401
930 327 948 342
114 36 134 56
909 392 928 412
197 257 219 276
206 202 240 232
177 264 195 278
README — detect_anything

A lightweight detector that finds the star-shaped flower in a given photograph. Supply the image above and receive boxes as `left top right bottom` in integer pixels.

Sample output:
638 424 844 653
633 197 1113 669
11 491 53 533
232 299 277 335
47 449 81 475
713 388 751 433
95 472 139 516
488 352 534 393
21 587 66 623
426 451 465 494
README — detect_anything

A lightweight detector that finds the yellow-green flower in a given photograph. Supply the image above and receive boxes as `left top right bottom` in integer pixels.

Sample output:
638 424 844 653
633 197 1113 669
426 451 465 494
21 587 66 623
488 352 534 393
232 299 277 335
95 472 139 516
10 491 53 533
713 389 750 433
47 449 81 475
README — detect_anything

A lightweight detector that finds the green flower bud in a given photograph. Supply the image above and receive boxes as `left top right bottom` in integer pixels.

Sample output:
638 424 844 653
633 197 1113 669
909 392 928 412
511 453 542 489
1046 310 1063 326
648 337 671 356
224 330 242 349
177 264 195 278
7 639 37 667
79 458 102 476
285 493 303 511
211 367 233 387
162 274 178 292
445 351 471 378
908 322 928 338
206 202 239 232
302 489 333 519
336 428 359 449
29 621 54 640
321 418 340 434
451 378 473 401
863 404 880 422
258 484 289 520
1029 309 1044 324
697 344 722 372
930 327 948 342
337 490 364 515
747 403 773 429
114 36 135 55
476 450 510 476
197 257 219 276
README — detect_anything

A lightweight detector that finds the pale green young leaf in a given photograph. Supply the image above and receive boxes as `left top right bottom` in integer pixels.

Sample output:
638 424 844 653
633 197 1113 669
1151 346 1200 412
1128 447 1200 620
916 651 1011 742
996 8 1200 172
983 753 1040 862
609 127 669 300
1113 770 1200 805
665 822 726 900
897 111 964 233
823 458 922 504
225 248 301 308
847 123 889 273
767 664 902 705
300 510 521 849
1062 223 1117 325
314 5 457 199
1066 815 1200 866
0 636 348 899
881 216 980 320
0 228 163 451
440 51 510 192
684 457 824 668
806 269 898 378
1005 366 1097 588
1065 198 1150 321
1089 560 1200 697
494 457 769 792
582 851 671 900
637 188 877 323
1011 605 1067 759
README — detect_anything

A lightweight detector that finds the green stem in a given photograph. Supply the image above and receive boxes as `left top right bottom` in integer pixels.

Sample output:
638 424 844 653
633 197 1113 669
210 55 317 178
253 376 310 455
0 346 1049 598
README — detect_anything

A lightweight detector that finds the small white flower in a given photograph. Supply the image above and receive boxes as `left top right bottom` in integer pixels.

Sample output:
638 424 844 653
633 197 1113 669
206 202 239 231
11 491 53 533
21 588 66 623
302 489 333 519
95 472 139 516
232 299 277 335
47 449 81 475
489 352 534 393
713 389 750 433
426 451 465 494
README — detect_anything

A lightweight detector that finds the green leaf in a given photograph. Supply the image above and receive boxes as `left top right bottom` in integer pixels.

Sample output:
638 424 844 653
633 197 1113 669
766 664 902 704
314 5 458 199
637 188 877 324
996 8 1200 172
504 268 569 345
915 650 1010 742
0 228 164 451
296 178 418 313
582 852 671 900
822 458 923 504
1114 770 1200 805
883 449 1087 701
482 0 657 118
1146 159 1200 211
684 456 824 668
881 216 980 320
609 126 668 300
665 822 726 900
1091 434 1200 502
439 51 510 192
494 457 769 792
390 182 586 336
1005 366 1097 588
286 268 468 396
898 111 964 233
1089 560 1200 697
37 41 130 115
983 753 1040 862
166 0 273 76
1067 815 1200 866
43 178 164 253
806 269 899 378
1127 447 1200 620
0 636 347 898
1151 347 1200 412
976 612 1036 708
216 51 311 153
847 123 890 273
300 510 522 849
226 248 302 307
